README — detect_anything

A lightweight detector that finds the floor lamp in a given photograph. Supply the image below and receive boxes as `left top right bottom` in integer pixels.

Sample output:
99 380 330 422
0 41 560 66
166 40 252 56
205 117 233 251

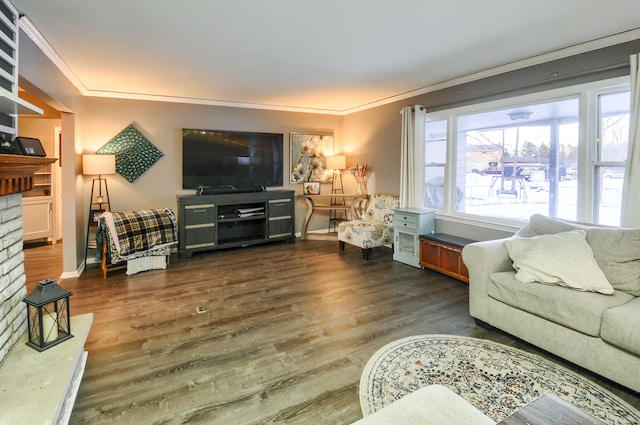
83 154 115 266
82 154 115 209
326 155 347 232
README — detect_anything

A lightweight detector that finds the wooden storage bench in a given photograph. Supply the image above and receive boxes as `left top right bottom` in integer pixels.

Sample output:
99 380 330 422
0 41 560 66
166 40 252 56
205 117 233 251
419 233 476 283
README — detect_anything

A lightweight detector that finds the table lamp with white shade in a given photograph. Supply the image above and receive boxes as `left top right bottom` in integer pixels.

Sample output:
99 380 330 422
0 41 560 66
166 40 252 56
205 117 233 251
326 154 346 194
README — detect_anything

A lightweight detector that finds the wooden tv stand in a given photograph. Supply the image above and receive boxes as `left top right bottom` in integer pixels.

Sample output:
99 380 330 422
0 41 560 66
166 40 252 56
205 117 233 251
177 190 295 258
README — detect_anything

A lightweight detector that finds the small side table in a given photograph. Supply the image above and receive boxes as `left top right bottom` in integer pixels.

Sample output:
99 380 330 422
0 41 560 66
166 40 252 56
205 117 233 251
419 233 476 283
393 208 435 268
497 393 606 425
299 194 368 240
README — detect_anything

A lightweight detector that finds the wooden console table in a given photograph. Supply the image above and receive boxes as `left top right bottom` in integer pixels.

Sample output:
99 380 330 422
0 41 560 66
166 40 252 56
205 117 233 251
299 194 368 240
419 233 476 283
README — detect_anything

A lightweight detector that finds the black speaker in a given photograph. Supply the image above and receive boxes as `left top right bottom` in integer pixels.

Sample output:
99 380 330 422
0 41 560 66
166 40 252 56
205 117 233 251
15 137 46 156
234 186 266 193
196 186 266 196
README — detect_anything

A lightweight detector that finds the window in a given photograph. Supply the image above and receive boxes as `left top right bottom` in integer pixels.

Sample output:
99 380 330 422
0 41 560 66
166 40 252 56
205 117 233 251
594 90 630 225
423 77 630 226
424 119 447 209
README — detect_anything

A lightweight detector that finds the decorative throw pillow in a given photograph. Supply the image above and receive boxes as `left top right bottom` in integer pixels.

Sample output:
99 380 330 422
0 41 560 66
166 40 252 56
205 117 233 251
524 214 640 296
586 228 640 296
504 229 614 294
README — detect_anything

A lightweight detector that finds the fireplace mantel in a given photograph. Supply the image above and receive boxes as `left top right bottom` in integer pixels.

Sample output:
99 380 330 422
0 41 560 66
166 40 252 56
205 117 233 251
0 154 57 196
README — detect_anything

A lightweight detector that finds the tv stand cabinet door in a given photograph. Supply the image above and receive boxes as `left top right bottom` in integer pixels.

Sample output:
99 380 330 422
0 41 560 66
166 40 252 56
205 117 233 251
179 200 217 257
268 197 294 239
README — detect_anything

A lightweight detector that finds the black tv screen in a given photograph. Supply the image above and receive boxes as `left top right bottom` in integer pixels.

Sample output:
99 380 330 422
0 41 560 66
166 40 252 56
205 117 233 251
182 129 283 190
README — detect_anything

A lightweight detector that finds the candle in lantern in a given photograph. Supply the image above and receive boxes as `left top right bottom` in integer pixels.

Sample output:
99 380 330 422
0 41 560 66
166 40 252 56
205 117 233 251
42 311 58 343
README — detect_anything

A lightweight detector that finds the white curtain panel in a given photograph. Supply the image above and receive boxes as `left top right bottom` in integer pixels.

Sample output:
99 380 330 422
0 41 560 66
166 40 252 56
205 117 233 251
622 53 640 227
399 105 426 208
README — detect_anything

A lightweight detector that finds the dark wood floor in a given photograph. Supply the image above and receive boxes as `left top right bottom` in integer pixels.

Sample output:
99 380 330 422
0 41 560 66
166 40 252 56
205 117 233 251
24 239 640 424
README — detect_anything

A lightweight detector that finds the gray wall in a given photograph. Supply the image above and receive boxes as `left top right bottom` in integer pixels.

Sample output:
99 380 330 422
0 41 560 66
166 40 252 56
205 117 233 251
82 97 344 239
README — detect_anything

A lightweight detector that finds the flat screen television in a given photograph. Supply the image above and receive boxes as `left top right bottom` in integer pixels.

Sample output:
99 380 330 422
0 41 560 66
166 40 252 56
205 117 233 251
182 129 283 190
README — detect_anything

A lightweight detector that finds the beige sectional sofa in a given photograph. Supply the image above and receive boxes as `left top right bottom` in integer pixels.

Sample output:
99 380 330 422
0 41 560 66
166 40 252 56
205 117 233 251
462 214 640 393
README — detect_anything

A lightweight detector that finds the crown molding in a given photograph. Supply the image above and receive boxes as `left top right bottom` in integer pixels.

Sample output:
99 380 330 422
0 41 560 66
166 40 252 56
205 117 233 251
19 15 88 95
18 16 640 116
81 89 346 115
342 27 640 115
18 16 345 116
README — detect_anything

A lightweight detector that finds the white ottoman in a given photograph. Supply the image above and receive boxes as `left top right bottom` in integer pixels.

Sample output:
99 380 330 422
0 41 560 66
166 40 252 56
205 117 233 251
351 384 495 425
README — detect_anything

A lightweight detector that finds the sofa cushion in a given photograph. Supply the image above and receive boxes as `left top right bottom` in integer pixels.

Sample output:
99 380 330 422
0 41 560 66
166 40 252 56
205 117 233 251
601 297 640 357
504 230 614 294
585 228 640 296
529 213 578 235
524 214 640 296
338 219 394 249
489 271 635 336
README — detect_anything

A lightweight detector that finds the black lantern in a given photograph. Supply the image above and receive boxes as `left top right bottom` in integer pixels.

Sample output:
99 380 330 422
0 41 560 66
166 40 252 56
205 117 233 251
22 278 73 351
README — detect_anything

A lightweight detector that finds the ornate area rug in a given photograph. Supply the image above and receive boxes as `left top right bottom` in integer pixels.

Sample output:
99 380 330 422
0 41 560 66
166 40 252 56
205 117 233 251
360 335 640 424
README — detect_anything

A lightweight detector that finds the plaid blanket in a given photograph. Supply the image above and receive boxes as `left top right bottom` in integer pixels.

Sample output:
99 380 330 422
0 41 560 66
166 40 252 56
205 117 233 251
97 208 177 263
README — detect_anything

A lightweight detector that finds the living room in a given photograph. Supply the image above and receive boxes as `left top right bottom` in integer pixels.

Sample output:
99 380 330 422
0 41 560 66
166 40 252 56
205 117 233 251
2 1 640 423
9 1 640 277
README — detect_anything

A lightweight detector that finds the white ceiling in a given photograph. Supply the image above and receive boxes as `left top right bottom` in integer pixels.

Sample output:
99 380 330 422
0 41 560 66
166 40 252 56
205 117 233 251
13 0 640 114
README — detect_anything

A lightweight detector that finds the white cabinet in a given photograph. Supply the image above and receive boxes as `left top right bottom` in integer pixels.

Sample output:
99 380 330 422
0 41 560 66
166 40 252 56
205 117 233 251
22 196 53 242
21 162 55 243
393 208 435 268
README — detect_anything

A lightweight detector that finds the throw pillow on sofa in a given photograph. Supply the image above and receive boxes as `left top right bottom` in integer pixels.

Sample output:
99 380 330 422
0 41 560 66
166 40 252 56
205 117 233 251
524 214 640 296
504 229 614 294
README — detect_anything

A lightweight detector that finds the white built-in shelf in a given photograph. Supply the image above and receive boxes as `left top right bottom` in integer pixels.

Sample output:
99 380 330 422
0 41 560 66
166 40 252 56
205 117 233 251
0 86 44 116
0 123 14 134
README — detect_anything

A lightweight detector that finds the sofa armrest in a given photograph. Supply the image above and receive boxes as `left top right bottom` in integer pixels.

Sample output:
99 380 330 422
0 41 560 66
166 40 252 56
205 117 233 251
461 238 513 321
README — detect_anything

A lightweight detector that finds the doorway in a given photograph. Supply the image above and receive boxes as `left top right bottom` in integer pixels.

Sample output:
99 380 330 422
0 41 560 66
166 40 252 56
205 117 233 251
18 87 64 279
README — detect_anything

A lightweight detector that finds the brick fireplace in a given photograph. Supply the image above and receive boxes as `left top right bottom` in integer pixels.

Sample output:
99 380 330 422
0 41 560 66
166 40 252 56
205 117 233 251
0 154 57 364
0 155 93 425
0 193 27 364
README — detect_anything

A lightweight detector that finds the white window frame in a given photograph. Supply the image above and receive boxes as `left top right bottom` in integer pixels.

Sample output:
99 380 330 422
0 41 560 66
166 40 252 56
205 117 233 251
424 76 630 229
